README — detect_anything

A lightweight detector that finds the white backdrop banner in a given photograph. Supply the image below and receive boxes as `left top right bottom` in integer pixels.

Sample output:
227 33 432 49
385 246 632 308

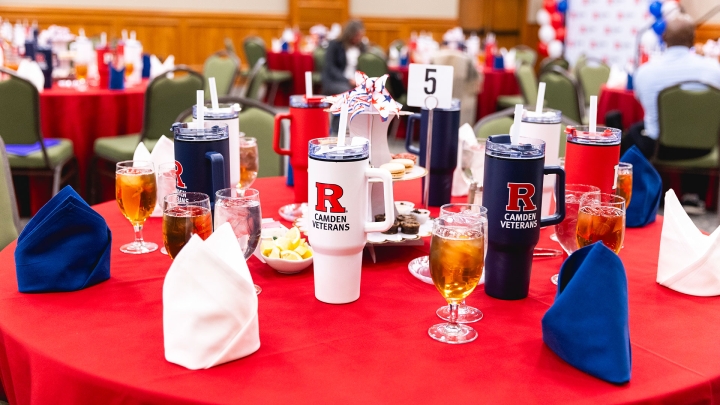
565 0 651 67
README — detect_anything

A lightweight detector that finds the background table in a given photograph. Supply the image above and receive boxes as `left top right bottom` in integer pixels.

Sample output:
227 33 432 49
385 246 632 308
1 177 719 404
18 83 146 215
597 85 645 131
266 52 314 106
476 67 519 120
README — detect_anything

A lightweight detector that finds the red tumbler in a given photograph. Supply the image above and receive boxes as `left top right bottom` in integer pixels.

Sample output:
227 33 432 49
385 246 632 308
273 95 331 203
96 47 112 89
564 126 622 195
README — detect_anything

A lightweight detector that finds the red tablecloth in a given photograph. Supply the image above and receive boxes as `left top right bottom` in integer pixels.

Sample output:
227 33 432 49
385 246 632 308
22 82 146 214
597 85 645 131
477 67 520 120
1 177 720 404
266 52 314 106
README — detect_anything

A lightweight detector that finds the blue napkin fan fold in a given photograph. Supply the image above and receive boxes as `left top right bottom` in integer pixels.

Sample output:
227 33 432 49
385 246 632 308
109 65 125 90
542 243 631 384
620 145 662 227
14 186 111 293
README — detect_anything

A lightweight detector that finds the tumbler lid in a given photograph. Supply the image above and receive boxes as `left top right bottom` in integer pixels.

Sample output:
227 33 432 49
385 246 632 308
308 137 369 161
171 122 229 141
192 103 240 119
522 108 561 124
485 135 545 159
566 126 621 146
290 94 331 109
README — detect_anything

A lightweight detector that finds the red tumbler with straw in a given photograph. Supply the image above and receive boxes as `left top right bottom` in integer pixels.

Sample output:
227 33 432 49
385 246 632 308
564 126 622 194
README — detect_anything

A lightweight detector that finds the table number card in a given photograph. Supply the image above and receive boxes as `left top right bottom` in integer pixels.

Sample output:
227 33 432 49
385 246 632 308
407 64 454 109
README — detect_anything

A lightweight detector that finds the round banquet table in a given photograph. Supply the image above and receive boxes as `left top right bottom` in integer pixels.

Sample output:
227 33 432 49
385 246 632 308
477 66 520 120
266 51 314 107
597 85 645 131
22 82 146 215
1 177 720 404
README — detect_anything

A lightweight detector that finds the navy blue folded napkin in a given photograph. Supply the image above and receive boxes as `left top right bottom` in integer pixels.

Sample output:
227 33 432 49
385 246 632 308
5 139 61 157
109 65 125 90
620 145 662 227
142 54 151 78
541 243 631 384
15 186 111 293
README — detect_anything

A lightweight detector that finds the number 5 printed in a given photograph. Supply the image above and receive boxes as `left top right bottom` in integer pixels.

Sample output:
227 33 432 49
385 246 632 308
424 68 437 95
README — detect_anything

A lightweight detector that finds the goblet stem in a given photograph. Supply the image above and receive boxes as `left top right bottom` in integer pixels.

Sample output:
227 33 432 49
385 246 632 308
446 302 461 334
134 224 146 246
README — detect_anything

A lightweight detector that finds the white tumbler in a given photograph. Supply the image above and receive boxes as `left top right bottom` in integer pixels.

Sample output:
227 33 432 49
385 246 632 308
519 108 562 217
194 104 242 188
308 137 395 304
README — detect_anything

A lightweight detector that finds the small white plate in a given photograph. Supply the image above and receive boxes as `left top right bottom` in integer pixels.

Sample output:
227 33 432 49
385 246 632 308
278 203 308 222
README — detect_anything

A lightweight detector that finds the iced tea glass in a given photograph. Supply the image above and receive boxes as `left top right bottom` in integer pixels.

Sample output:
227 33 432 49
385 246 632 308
239 137 259 189
436 203 488 324
428 214 485 344
616 162 633 208
162 192 213 259
157 162 178 255
215 188 263 294
576 192 626 254
115 161 158 254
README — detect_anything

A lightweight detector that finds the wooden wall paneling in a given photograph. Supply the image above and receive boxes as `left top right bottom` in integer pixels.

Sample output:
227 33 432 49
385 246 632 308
290 0 348 31
697 24 720 44
360 17 459 49
459 0 484 32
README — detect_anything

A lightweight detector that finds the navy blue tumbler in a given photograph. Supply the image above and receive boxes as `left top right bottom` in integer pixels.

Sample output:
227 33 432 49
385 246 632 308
482 135 565 300
172 123 230 208
405 99 460 207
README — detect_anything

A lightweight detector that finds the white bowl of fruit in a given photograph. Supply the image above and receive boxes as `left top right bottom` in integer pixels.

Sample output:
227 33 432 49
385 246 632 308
260 227 313 274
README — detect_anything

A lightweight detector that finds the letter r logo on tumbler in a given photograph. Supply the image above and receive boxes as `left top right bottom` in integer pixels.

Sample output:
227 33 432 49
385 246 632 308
506 183 537 212
315 183 347 213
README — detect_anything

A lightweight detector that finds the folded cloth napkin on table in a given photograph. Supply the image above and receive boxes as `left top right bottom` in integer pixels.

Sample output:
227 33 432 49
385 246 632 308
109 64 125 90
150 55 175 80
542 243 631 384
16 59 45 92
452 123 478 197
620 146 661 227
14 186 111 293
606 64 628 90
657 189 720 296
133 135 174 216
163 223 260 370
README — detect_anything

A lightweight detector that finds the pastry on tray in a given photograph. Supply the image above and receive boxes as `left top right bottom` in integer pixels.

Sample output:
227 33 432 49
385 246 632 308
390 158 414 173
400 220 420 235
382 220 400 234
374 214 386 222
391 153 417 164
379 163 405 179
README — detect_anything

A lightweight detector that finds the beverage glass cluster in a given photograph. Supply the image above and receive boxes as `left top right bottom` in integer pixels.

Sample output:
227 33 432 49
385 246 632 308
162 192 213 259
576 192 626 254
115 160 157 254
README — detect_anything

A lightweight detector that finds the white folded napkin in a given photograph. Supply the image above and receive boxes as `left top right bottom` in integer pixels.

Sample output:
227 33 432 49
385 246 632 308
452 123 478 197
164 223 260 370
150 55 175 80
606 64 628 90
657 189 720 296
133 135 174 216
17 59 45 92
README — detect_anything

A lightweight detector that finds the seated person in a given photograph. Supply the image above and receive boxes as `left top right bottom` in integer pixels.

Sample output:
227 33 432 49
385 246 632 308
622 14 720 158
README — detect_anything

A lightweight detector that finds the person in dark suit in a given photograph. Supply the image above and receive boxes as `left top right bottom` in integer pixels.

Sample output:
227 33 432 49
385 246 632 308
322 20 366 96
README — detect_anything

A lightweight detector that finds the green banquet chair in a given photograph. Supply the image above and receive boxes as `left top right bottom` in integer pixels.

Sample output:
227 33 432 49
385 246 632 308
512 45 537 67
389 39 405 53
539 66 585 125
0 67 77 198
0 137 20 251
175 96 284 178
497 62 538 108
357 52 388 78
91 66 203 202
577 58 610 105
540 57 570 75
572 53 588 79
242 58 268 101
312 47 326 86
203 51 240 98
652 82 720 217
243 36 292 106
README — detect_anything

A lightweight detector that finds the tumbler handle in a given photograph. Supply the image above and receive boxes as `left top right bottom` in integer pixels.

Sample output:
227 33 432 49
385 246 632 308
540 165 565 227
273 112 292 156
405 113 421 155
364 168 395 233
205 151 227 197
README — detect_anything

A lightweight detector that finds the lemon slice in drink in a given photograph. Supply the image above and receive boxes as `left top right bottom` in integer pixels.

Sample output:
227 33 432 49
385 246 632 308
286 227 302 250
280 250 303 261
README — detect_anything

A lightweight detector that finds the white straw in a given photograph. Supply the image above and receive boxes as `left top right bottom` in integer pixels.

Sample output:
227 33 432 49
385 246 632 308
511 104 523 145
305 71 313 98
535 82 546 115
196 90 204 130
589 95 597 133
100 32 107 47
337 104 349 146
208 77 219 111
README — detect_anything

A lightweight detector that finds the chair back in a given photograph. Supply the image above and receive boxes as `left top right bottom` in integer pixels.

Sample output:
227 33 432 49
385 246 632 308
0 137 19 250
357 52 388 78
389 39 405 53
540 57 570 75
243 37 267 69
577 59 610 104
203 52 239 98
572 53 588 78
224 37 237 55
539 66 584 124
657 82 720 151
473 108 515 139
313 47 326 74
140 67 204 142
515 63 538 104
512 45 537 67
243 58 267 100
0 67 42 146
